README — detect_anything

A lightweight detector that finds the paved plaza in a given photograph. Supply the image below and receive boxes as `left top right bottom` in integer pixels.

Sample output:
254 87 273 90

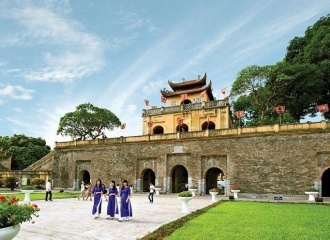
13 193 329 240
14 193 216 240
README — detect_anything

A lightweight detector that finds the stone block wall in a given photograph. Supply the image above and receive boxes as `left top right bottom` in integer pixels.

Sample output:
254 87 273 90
51 131 330 195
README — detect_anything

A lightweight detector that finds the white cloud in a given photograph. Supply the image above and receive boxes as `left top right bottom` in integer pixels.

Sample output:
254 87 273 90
230 5 327 64
142 79 164 95
6 117 31 128
117 10 159 33
0 84 34 100
3 4 105 83
127 105 137 111
13 107 23 113
171 2 271 77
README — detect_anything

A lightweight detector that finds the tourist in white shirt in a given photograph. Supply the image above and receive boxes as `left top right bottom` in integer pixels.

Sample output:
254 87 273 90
78 181 85 200
45 180 52 201
148 183 155 203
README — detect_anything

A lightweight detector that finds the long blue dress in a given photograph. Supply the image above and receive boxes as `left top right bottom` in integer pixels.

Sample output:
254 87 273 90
107 187 118 217
120 187 132 218
92 185 103 215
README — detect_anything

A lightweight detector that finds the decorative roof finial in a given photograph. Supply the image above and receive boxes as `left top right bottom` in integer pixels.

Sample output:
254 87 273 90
182 78 185 82
198 75 200 80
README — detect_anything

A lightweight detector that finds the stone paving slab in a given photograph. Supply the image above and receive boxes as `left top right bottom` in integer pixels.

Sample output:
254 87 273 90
14 193 217 240
13 193 330 240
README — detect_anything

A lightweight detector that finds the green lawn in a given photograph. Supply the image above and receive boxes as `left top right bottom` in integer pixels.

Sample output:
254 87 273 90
0 191 80 201
165 201 330 240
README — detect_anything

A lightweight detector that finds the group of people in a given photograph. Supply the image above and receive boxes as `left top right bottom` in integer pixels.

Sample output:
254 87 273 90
46 179 157 221
78 182 94 201
89 179 132 221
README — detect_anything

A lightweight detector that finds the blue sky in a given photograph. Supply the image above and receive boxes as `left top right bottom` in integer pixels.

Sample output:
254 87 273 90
0 0 329 148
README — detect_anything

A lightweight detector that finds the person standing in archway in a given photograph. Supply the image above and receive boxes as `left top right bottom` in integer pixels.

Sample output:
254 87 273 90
92 179 103 219
148 182 155 203
119 180 132 221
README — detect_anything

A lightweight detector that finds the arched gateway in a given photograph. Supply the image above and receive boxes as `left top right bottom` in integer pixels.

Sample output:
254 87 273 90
141 168 155 192
322 168 330 197
205 167 223 193
79 170 90 184
171 165 188 193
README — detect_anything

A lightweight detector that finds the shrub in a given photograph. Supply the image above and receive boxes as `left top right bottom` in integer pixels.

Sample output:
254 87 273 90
5 176 18 191
177 191 192 197
209 188 218 192
30 178 45 187
189 186 197 189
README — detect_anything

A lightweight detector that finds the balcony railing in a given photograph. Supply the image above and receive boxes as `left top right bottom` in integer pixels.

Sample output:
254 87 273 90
142 100 227 116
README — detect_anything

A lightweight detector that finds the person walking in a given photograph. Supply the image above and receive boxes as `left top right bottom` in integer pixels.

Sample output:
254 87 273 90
45 180 52 201
78 181 85 200
106 180 119 219
119 180 132 221
92 179 103 219
148 182 155 203
86 183 93 201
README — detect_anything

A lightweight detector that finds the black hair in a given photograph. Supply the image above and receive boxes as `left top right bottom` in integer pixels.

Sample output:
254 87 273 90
121 179 128 189
111 180 116 190
95 179 102 187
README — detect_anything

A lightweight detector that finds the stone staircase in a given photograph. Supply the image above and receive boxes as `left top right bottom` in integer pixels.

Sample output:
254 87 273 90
24 151 56 171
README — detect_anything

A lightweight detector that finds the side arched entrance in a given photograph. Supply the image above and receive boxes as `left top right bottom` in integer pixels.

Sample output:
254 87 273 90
171 165 188 193
322 168 330 197
141 168 155 192
79 170 90 184
205 167 224 194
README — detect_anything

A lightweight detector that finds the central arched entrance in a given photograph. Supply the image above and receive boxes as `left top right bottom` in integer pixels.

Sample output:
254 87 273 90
176 124 189 132
153 126 164 134
322 168 330 197
79 170 90 184
171 165 188 193
202 121 215 130
142 169 155 192
205 167 223 194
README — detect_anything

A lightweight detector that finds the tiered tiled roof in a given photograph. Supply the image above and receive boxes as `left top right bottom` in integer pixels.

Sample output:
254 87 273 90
168 73 207 91
161 73 214 100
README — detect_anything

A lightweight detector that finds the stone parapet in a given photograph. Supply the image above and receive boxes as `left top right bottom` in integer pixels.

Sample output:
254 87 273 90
55 121 330 149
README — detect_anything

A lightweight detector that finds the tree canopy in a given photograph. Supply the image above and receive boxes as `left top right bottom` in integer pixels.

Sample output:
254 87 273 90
0 135 51 170
57 103 121 140
230 14 330 125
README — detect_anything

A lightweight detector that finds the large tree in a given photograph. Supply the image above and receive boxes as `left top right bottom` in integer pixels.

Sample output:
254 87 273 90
230 65 294 125
0 135 51 170
57 103 121 140
231 14 330 125
285 14 330 119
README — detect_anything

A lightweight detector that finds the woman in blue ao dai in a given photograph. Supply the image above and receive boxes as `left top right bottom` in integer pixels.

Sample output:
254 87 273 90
119 179 132 221
92 179 104 219
106 180 118 219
